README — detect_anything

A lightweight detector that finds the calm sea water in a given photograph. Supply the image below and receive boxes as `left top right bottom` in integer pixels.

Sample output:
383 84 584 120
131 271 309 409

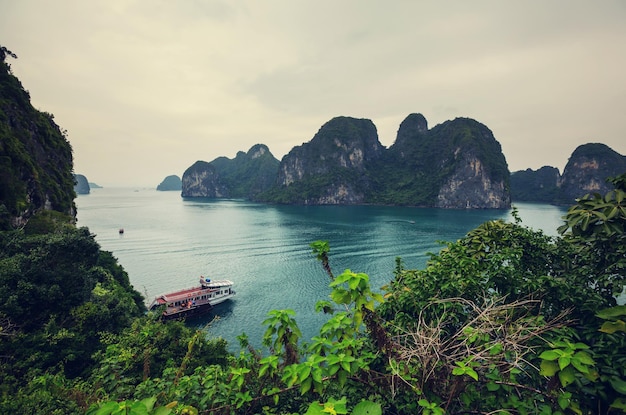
75 188 567 349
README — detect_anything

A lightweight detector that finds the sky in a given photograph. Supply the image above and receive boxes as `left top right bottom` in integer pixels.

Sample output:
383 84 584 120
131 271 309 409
1 1 625 187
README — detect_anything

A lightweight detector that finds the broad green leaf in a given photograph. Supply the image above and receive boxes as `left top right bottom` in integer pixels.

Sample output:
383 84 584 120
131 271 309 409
93 402 119 415
570 358 589 374
558 392 571 410
466 367 479 381
558 366 576 387
540 360 559 377
353 400 382 415
558 356 571 370
140 397 157 412
600 320 626 334
573 351 594 365
300 377 312 395
609 376 626 395
152 406 174 415
539 350 561 361
597 305 626 320
610 398 626 410
487 381 500 391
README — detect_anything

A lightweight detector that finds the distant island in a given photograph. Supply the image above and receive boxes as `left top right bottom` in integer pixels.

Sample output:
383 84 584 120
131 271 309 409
178 116 624 209
511 143 626 204
156 175 182 191
73 174 90 195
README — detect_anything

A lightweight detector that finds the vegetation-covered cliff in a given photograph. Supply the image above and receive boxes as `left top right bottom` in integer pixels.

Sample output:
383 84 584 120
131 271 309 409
369 115 510 208
0 46 76 229
259 116 383 204
511 143 626 204
257 114 510 208
181 144 279 198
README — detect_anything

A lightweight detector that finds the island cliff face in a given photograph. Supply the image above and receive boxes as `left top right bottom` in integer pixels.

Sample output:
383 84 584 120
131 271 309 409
511 143 626 204
268 116 383 204
557 143 626 203
380 115 510 208
258 114 510 208
181 144 279 198
181 162 227 198
182 114 511 208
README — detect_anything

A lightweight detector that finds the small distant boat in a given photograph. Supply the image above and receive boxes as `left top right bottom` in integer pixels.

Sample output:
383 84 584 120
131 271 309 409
149 278 235 320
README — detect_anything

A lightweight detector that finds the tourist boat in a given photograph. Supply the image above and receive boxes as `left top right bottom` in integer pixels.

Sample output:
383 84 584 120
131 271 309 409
149 277 235 320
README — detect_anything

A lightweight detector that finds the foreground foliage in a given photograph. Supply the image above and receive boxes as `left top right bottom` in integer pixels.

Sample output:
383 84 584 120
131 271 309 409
2 174 625 414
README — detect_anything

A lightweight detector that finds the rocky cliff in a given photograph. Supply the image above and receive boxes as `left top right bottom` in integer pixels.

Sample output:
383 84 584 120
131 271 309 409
375 115 510 208
260 117 383 204
0 46 76 228
510 166 560 203
182 114 513 208
556 143 626 204
181 144 279 198
510 144 626 204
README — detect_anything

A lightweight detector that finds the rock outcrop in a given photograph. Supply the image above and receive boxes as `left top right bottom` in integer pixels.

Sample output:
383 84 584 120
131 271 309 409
556 143 626 204
181 162 227 198
157 175 182 191
264 117 383 204
510 166 560 203
384 116 510 208
183 114 514 208
510 144 626 205
181 144 279 198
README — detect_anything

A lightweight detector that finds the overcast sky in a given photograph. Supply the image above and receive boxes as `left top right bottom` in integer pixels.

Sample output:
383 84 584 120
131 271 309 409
1 1 625 187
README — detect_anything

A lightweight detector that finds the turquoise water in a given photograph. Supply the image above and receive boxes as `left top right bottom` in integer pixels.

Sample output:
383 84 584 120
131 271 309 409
75 188 567 349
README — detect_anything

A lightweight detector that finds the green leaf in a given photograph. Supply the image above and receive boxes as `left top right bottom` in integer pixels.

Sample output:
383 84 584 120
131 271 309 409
486 381 500 391
152 406 173 415
539 350 561 361
558 392 571 410
540 360 559 377
609 376 626 395
466 367 479 381
570 358 589 374
93 402 119 415
600 320 626 333
353 400 382 415
610 398 626 410
558 366 576 387
573 351 594 365
558 356 571 370
300 377 312 395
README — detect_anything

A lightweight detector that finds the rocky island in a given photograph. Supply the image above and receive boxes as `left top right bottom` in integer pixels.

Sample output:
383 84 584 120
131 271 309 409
182 114 512 209
511 143 626 204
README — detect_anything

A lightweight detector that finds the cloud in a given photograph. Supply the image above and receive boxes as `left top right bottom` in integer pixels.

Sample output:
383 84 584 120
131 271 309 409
1 0 625 186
